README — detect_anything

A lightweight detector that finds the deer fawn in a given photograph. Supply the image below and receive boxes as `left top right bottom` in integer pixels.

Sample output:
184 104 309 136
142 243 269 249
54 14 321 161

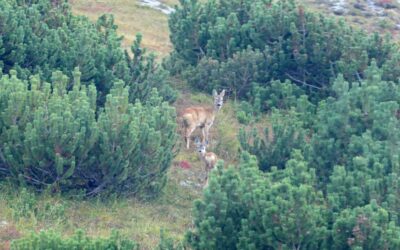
195 138 218 187
180 89 225 149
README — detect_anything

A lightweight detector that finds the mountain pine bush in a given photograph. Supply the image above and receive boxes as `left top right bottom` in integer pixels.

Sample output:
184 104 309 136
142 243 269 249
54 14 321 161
187 151 327 249
169 0 400 246
0 70 177 197
197 59 400 248
332 201 400 249
169 0 399 104
11 230 139 250
310 61 400 187
0 0 176 104
189 149 400 249
239 109 309 171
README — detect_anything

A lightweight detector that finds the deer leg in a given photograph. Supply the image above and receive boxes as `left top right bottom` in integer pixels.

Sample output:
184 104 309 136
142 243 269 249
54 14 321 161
204 164 210 185
205 125 211 143
204 178 209 188
185 126 196 149
204 168 210 188
201 127 206 144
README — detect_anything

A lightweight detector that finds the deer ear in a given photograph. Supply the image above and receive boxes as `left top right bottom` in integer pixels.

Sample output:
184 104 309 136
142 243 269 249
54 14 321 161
220 89 226 97
194 137 200 144
212 89 217 97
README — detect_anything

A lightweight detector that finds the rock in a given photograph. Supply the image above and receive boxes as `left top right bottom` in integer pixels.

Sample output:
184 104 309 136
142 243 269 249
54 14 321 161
374 0 398 9
333 7 346 15
354 2 366 10
0 221 8 228
363 12 374 17
330 0 347 15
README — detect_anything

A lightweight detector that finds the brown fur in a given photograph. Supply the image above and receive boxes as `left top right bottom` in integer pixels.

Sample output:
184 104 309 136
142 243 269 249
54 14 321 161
199 150 218 188
181 107 216 149
179 90 225 149
195 137 219 188
203 152 218 170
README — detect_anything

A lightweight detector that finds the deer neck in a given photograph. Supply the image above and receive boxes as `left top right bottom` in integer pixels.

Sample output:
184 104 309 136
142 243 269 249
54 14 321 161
199 152 206 160
209 107 220 121
213 106 221 114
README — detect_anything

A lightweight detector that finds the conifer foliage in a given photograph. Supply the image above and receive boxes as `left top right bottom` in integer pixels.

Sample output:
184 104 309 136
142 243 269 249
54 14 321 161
0 0 178 197
177 0 400 242
192 62 400 249
11 230 139 250
187 152 327 249
169 0 399 103
0 0 176 103
0 69 177 196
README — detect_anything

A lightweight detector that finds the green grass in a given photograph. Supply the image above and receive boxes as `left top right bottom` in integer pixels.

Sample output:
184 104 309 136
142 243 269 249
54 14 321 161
0 169 199 249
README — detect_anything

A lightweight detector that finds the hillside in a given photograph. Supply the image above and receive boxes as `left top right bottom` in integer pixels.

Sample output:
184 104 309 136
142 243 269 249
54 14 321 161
1 0 400 249
70 0 174 57
70 0 183 57
70 0 400 58
302 0 400 39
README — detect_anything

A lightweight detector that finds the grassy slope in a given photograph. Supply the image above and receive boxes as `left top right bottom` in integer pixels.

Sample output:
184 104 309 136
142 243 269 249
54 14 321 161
0 178 196 250
70 0 176 57
2 0 399 249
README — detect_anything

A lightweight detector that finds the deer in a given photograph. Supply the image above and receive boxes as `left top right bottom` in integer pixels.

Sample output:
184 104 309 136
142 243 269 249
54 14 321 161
180 89 225 149
195 137 218 187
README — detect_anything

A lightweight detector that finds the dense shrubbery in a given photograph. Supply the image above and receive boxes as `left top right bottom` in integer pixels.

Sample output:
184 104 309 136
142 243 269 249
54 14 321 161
180 2 400 242
187 152 328 249
169 0 400 104
191 62 400 249
11 230 138 250
2 0 400 248
241 61 400 198
0 70 177 196
309 62 399 182
239 109 309 171
0 0 180 198
178 1 400 241
0 0 176 103
187 151 400 249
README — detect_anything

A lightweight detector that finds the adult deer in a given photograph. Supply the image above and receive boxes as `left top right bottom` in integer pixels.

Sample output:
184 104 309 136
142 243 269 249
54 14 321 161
180 89 225 149
195 138 218 187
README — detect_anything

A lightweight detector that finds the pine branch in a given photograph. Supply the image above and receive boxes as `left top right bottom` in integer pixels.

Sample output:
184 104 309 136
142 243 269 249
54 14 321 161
285 72 322 90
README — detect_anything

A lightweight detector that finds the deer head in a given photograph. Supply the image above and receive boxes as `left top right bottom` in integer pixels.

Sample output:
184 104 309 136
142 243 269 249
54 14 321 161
195 137 208 156
213 89 226 111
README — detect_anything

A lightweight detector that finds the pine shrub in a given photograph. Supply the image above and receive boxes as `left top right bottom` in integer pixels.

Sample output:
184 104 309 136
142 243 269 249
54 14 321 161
0 0 176 104
0 70 177 197
11 230 139 250
186 152 327 249
169 0 399 104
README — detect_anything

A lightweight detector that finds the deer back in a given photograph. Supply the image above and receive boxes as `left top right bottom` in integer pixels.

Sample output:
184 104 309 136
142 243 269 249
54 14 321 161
204 152 218 169
181 106 215 128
